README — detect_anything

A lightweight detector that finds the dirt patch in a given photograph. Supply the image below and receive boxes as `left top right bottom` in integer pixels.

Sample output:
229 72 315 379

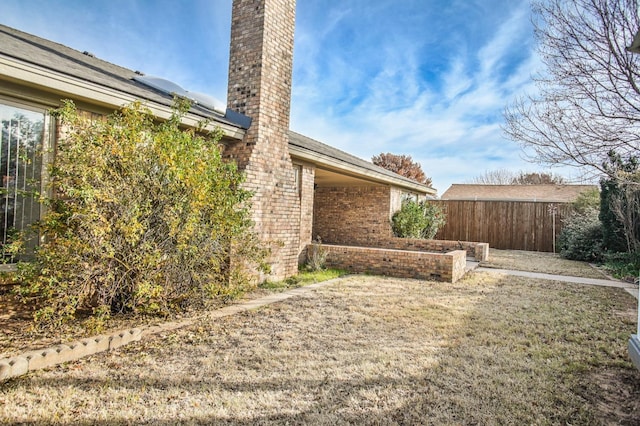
0 285 222 360
587 370 640 424
0 284 39 357
0 284 33 326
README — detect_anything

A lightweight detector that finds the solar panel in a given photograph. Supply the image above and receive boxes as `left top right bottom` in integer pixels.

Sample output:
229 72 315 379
133 75 226 115
133 75 189 98
187 91 226 114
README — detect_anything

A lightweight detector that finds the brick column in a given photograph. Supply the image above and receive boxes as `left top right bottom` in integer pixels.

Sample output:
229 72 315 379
225 0 300 279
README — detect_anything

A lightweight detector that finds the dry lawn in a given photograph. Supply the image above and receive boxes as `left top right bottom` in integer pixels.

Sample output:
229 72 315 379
1 272 639 425
481 249 608 279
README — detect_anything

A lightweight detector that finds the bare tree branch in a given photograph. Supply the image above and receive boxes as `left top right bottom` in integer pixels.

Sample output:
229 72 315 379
469 168 566 184
504 0 640 176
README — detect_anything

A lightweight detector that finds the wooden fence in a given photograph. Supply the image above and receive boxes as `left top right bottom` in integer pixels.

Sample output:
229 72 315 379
429 200 574 252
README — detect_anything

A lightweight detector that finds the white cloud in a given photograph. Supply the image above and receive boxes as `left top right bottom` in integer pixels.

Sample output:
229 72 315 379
4 0 564 192
291 0 546 194
0 0 232 100
442 57 473 101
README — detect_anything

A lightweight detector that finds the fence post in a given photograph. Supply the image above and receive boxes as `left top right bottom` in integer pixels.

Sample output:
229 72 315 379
548 203 558 253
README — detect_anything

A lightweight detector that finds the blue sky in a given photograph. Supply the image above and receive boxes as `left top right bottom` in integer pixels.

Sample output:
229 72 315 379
0 0 574 194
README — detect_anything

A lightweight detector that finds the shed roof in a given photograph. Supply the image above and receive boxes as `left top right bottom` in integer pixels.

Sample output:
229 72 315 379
440 184 598 202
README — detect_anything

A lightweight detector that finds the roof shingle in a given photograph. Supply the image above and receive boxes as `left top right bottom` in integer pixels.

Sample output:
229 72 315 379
440 184 598 202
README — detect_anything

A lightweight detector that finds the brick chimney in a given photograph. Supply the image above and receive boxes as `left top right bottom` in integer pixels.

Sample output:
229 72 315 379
225 0 300 280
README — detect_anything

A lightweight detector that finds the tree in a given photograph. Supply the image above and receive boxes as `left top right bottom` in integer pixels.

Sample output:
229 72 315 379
512 171 566 185
372 153 432 186
609 171 640 253
470 168 517 184
599 152 640 253
503 0 640 177
470 169 566 184
571 187 601 214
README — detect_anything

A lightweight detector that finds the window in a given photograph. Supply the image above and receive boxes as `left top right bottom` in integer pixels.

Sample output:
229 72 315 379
0 101 47 258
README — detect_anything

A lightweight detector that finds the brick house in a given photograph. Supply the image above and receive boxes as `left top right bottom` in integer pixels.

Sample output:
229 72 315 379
0 0 436 280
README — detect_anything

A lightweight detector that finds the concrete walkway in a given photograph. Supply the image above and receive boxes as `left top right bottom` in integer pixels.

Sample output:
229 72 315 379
476 267 639 300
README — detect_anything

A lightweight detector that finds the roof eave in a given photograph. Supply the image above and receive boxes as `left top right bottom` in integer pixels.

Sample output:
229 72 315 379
289 144 436 195
0 54 246 139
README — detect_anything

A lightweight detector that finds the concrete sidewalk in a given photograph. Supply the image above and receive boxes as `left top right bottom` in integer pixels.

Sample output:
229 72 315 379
476 267 639 299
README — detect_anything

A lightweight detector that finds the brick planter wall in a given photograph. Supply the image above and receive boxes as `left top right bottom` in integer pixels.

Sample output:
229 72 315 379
381 238 489 261
308 243 468 283
311 185 489 263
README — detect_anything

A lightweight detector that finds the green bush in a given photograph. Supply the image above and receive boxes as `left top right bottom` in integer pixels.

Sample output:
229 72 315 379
602 251 640 280
558 207 603 261
572 188 600 214
391 200 445 239
17 100 267 328
599 152 639 253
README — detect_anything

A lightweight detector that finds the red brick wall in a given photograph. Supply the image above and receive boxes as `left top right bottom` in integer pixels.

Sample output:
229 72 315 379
224 0 299 279
313 186 393 246
308 243 467 283
298 162 315 263
381 238 489 261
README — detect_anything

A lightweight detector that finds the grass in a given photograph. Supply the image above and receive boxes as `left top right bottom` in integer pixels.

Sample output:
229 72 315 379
481 248 609 279
0 268 348 359
259 268 348 291
0 249 609 359
1 272 638 424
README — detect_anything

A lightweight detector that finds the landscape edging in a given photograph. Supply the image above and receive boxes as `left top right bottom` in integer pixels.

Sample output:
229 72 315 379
0 277 344 382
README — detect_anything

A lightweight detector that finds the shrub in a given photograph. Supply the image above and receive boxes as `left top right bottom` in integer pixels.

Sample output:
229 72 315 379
306 237 328 272
599 152 639 253
17 100 267 328
558 207 603 261
391 200 445 239
572 188 600 214
602 251 640 281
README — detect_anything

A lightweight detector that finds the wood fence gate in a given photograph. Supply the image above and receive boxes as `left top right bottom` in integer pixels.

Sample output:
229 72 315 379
429 200 574 252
